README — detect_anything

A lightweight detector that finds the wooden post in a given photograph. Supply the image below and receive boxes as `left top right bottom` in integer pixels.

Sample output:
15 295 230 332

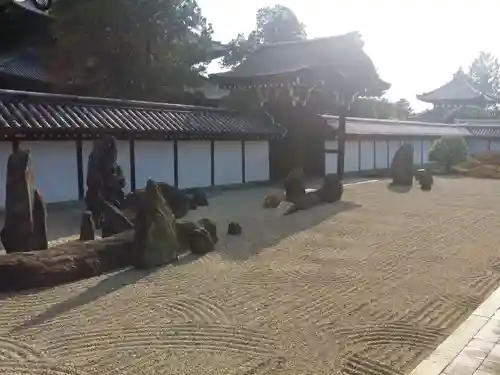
337 105 347 179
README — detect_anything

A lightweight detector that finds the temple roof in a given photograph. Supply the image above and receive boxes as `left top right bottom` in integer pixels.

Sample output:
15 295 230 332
210 32 390 96
417 71 498 104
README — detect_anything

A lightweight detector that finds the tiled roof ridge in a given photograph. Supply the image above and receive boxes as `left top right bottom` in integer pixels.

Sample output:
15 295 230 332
321 115 458 127
0 89 236 114
255 31 360 51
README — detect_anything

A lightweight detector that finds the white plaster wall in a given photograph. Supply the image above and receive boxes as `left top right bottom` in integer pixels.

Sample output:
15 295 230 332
214 141 242 185
388 140 401 166
0 142 11 209
375 140 388 169
345 140 359 172
244 141 270 182
325 153 338 175
134 140 174 190
490 141 500 152
83 140 132 193
467 139 490 155
422 139 433 163
325 140 338 151
413 140 423 165
21 141 78 203
359 140 375 171
178 140 211 188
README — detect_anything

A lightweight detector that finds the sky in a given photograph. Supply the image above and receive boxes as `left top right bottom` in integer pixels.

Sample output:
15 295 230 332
197 0 500 111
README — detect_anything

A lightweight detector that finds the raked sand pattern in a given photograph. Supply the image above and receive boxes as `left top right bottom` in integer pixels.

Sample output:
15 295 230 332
2 177 500 374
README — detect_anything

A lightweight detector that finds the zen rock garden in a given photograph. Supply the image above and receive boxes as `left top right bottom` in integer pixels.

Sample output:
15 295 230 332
0 137 431 293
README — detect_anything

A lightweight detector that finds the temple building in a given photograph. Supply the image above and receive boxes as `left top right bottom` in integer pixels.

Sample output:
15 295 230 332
414 69 498 123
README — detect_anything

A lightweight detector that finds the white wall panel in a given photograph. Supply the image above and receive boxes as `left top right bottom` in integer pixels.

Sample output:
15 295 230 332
422 139 433 163
22 141 78 203
413 140 423 165
325 140 338 151
325 153 338 175
490 141 500 152
178 140 211 188
214 141 242 185
134 140 174 190
359 140 375 170
467 139 490 155
244 141 270 182
0 142 11 209
375 140 388 169
83 140 132 193
345 140 359 172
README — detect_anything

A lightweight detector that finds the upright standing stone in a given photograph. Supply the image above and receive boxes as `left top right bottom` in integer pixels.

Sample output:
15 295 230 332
85 135 126 227
79 211 95 241
31 189 48 251
318 174 343 202
391 144 414 186
0 150 47 253
133 180 179 269
284 168 306 203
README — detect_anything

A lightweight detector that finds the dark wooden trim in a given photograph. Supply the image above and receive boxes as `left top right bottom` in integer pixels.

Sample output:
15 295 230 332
421 139 424 164
241 140 246 183
173 140 179 188
386 140 390 168
373 139 376 170
324 149 339 154
129 138 136 192
337 108 346 178
12 139 19 152
76 138 84 200
357 140 361 171
210 140 215 186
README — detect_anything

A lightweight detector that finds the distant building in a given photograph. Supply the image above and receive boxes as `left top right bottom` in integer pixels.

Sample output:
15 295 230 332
414 70 498 123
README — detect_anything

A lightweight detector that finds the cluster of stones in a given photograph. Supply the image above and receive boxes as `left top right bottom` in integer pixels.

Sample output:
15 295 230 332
81 136 217 269
263 168 344 215
0 136 219 292
390 143 434 191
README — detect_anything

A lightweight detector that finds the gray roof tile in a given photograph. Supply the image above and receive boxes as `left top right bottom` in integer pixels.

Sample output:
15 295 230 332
0 89 284 138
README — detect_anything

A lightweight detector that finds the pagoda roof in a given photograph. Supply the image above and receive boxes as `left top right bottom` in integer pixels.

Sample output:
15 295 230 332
417 71 498 104
210 32 390 96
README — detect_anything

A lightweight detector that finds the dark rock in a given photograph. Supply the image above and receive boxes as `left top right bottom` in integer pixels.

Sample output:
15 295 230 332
189 228 214 254
391 144 414 186
79 211 95 241
227 222 242 236
189 189 209 207
295 190 321 210
0 230 135 293
84 135 126 228
284 168 306 203
319 174 343 203
0 150 48 253
124 182 191 219
31 189 48 251
415 169 433 191
263 194 282 209
133 180 179 269
198 218 218 244
101 202 134 238
175 221 198 251
189 197 198 210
